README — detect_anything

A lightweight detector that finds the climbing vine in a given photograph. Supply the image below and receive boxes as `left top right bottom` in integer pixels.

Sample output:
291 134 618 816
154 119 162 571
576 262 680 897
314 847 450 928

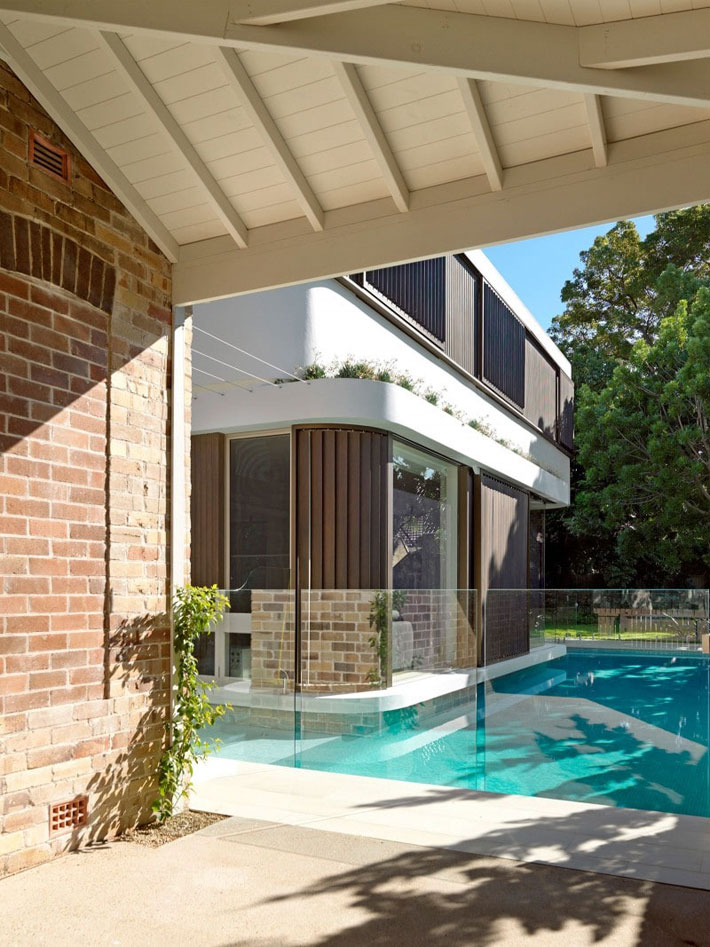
153 585 230 822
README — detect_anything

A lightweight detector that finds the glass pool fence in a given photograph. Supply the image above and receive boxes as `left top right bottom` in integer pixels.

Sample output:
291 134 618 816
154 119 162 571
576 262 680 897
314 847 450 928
486 588 709 659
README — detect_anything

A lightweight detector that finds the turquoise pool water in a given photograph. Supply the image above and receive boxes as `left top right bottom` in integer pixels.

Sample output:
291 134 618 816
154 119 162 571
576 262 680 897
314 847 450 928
209 650 710 818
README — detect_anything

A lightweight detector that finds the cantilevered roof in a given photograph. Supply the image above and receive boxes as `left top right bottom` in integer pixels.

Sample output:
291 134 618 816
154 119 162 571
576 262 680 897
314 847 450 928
1 1 710 304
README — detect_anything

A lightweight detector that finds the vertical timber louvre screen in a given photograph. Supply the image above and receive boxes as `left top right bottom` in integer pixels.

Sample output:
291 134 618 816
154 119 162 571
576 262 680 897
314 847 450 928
362 258 446 343
559 372 574 449
296 428 389 590
444 255 477 376
190 433 225 587
480 474 529 664
482 284 525 407
524 337 557 436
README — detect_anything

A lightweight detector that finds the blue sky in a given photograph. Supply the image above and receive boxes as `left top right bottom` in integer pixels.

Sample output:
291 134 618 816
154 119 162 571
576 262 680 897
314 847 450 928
483 214 656 330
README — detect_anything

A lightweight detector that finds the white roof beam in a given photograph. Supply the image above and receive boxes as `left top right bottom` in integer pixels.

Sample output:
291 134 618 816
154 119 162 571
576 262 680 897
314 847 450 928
583 94 608 168
99 32 249 249
332 61 409 212
231 1 394 26
3 3 710 108
216 47 324 231
0 21 179 263
457 78 503 192
579 9 710 70
173 119 710 304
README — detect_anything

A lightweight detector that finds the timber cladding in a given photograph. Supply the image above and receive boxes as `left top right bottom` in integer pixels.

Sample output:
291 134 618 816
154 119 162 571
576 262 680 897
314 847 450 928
559 371 574 450
295 427 390 590
362 257 446 343
444 255 477 377
524 337 557 437
482 283 526 408
478 474 530 664
349 255 574 452
190 433 225 587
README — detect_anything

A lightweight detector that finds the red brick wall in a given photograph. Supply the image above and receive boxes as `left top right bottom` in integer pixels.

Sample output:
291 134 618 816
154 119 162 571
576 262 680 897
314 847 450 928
0 63 186 875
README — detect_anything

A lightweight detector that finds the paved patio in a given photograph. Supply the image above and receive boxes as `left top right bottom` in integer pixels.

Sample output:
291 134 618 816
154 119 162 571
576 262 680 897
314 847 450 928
192 759 710 890
2 815 710 947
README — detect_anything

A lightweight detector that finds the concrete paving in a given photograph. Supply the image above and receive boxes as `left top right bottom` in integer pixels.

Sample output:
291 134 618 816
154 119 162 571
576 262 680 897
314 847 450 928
2 816 710 947
192 759 710 891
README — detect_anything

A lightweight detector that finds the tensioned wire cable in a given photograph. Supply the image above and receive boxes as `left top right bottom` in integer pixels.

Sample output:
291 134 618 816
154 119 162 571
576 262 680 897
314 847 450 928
192 348 279 387
193 325 307 383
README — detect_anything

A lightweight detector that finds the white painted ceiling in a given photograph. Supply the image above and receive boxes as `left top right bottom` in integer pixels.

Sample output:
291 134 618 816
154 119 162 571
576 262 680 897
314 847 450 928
1 1 709 303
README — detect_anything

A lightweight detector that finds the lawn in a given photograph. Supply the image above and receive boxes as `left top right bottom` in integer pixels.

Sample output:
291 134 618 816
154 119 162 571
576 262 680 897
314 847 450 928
539 622 691 642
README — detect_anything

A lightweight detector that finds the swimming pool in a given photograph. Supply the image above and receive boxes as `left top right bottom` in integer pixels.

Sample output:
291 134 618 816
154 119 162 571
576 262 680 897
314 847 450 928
209 650 710 818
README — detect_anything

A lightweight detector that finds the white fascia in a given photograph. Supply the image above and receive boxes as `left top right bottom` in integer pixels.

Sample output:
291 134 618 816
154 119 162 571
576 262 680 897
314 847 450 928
193 377 569 506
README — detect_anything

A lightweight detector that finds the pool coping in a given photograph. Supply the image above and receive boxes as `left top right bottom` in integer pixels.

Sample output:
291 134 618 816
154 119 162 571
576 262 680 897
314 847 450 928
190 757 710 891
207 644 568 715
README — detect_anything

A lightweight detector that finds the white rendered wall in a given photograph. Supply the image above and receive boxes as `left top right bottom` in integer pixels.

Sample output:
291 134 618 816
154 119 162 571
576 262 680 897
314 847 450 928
192 276 571 495
193 377 569 505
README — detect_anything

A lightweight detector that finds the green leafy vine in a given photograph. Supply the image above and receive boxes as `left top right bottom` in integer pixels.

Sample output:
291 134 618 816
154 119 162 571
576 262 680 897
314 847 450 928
153 585 230 822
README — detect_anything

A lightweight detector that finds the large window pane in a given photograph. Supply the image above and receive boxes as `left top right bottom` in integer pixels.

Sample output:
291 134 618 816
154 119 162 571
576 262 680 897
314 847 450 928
229 434 290 612
392 441 457 590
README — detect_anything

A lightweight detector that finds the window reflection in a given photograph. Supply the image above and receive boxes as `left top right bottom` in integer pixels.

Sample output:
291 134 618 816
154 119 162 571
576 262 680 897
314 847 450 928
392 441 457 590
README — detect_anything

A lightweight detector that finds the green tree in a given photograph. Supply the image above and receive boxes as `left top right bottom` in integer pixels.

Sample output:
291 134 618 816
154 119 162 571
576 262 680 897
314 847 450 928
574 291 710 584
546 207 710 587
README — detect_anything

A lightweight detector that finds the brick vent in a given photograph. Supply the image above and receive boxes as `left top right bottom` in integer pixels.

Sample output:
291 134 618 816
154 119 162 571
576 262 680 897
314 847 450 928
49 797 88 836
29 131 70 183
0 210 116 314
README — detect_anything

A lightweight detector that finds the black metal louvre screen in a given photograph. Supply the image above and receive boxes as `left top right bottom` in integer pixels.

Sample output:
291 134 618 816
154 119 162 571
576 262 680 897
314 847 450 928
483 283 525 407
363 258 446 342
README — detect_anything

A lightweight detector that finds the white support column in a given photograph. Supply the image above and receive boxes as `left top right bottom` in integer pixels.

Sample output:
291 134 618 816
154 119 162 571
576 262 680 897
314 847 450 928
171 305 189 596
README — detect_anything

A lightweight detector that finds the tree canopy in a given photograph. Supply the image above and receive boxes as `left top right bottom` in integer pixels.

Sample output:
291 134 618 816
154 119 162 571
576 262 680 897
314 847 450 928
547 207 710 587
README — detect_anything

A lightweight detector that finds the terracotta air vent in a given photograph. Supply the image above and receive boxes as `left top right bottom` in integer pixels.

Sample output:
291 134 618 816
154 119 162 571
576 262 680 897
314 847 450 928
29 130 71 182
49 796 89 836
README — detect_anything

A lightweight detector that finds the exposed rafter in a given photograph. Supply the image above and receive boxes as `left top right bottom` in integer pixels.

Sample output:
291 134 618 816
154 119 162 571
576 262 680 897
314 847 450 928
216 47 324 232
173 119 710 304
2 3 710 108
457 78 503 192
584 94 608 168
579 8 710 69
231 0 393 26
0 20 179 263
99 32 249 249
332 60 409 213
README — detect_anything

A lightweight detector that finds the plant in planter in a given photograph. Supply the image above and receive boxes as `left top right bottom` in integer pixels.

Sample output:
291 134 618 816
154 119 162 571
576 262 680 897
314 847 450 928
367 589 408 686
153 585 230 822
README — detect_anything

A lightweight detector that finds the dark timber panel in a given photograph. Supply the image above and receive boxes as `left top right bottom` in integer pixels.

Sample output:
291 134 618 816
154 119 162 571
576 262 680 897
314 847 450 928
444 255 477 376
364 258 446 342
479 474 529 664
295 428 389 590
190 433 225 587
482 284 525 407
559 371 575 449
524 337 557 437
